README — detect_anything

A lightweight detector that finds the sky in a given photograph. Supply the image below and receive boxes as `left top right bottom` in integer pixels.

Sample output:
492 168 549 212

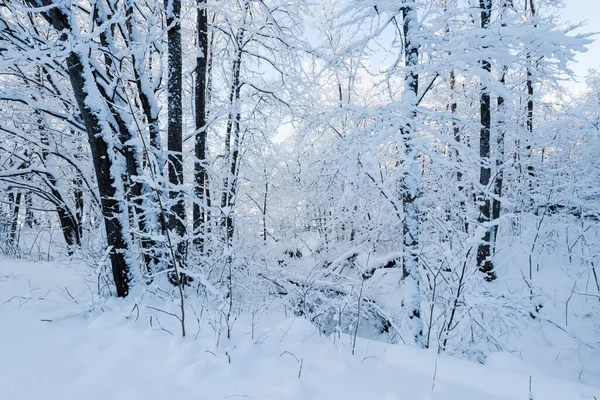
560 0 600 91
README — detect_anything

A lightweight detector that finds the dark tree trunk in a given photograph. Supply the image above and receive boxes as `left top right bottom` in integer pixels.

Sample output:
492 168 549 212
71 131 85 240
9 192 22 246
263 174 268 243
41 170 82 254
525 0 536 203
166 0 187 264
24 192 34 228
476 0 496 281
54 198 81 253
73 176 84 240
193 0 210 252
39 123 81 254
29 0 133 296
67 54 132 295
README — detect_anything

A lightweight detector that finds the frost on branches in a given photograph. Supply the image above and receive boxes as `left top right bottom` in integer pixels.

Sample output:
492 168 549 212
0 0 599 388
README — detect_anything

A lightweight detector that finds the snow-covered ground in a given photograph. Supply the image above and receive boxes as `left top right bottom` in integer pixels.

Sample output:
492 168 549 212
1 260 599 400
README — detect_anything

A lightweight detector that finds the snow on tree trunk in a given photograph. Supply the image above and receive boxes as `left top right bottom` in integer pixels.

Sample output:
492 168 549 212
476 0 496 282
27 0 134 296
8 191 21 246
221 0 248 243
401 3 424 347
193 0 210 252
166 0 187 268
491 1 509 252
525 0 537 208
491 66 506 252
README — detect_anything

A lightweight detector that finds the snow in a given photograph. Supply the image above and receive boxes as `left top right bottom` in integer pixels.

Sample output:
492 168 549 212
1 260 599 400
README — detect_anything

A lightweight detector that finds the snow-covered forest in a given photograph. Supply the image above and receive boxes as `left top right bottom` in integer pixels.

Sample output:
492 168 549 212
1 0 600 398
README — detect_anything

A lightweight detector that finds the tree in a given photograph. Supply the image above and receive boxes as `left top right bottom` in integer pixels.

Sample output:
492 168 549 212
24 0 135 296
491 1 509 252
400 2 424 346
475 0 496 282
166 0 187 270
193 0 211 252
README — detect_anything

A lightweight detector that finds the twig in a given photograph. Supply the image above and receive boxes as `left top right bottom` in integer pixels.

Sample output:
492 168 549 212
528 376 533 400
277 317 299 346
538 317 600 352
352 278 364 355
279 351 303 379
130 303 140 322
63 286 78 304
40 309 91 322
575 291 600 298
146 305 182 321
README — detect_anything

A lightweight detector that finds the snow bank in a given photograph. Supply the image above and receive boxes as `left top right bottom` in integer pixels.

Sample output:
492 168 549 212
1 260 598 400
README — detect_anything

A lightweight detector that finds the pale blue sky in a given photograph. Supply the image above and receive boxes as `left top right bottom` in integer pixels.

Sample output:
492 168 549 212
561 0 599 90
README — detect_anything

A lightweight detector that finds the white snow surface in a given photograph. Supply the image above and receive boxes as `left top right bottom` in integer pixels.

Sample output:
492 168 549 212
1 260 599 400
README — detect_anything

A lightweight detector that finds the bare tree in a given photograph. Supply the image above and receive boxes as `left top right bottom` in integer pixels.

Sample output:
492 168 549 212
491 1 510 251
165 0 187 270
476 0 496 281
401 3 424 346
525 0 537 203
193 0 210 252
221 0 249 242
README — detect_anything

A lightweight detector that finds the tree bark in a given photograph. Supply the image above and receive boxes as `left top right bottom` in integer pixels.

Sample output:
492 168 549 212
475 0 496 281
37 118 81 254
24 192 34 228
263 172 268 243
221 0 248 242
491 2 509 251
450 69 469 233
193 0 210 252
29 0 133 296
9 192 22 246
525 0 536 204
492 68 507 252
112 2 164 275
166 0 187 265
401 4 424 347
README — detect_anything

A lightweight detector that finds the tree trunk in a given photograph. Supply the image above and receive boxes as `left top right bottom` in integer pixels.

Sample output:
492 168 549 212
30 0 133 296
263 173 268 243
166 0 187 265
450 69 469 233
117 1 164 276
124 1 162 163
38 122 81 254
221 0 248 242
9 192 22 246
491 2 509 251
525 0 536 205
492 68 507 252
475 0 496 281
193 0 210 252
24 192 34 228
401 4 424 347
73 178 84 240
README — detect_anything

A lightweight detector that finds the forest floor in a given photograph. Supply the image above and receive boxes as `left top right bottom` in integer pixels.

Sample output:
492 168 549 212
0 259 599 400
